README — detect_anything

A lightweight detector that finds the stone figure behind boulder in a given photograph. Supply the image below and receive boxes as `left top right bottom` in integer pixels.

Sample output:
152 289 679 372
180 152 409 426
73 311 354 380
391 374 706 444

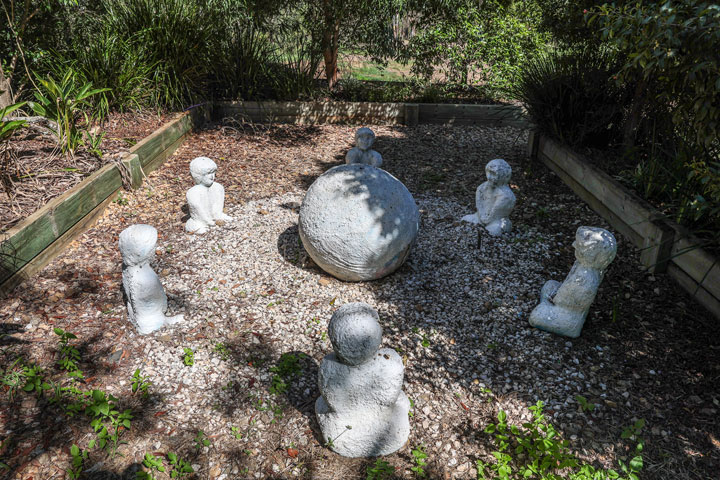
316 303 410 457
299 163 419 282
345 127 383 168
462 158 516 236
529 226 617 338
185 156 232 234
119 224 183 335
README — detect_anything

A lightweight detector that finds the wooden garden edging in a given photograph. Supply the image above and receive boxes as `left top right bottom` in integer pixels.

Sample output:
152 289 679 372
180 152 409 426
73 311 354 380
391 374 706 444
529 132 720 319
0 106 209 297
214 100 527 127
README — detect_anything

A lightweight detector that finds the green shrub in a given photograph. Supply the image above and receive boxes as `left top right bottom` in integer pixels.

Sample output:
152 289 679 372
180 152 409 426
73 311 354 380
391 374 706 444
513 47 630 148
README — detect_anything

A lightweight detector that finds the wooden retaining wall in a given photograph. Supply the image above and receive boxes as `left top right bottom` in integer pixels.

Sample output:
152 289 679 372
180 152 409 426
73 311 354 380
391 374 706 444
214 101 527 127
530 132 720 319
0 106 209 297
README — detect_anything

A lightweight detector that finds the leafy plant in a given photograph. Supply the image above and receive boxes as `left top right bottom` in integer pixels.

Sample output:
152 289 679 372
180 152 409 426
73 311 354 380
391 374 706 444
22 365 51 397
1 358 27 400
194 430 210 449
410 444 428 477
54 327 82 377
131 369 151 398
167 452 194 478
367 458 395 480
0 101 26 143
269 352 303 395
67 444 88 480
575 394 596 413
85 389 133 455
182 348 194 366
213 342 230 361
29 68 109 156
230 426 243 440
137 452 165 480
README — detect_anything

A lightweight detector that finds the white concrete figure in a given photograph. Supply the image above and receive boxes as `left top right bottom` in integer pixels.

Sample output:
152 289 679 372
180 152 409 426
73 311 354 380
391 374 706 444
345 127 383 168
316 303 410 457
462 158 516 236
119 224 183 335
528 226 617 338
185 156 232 234
299 164 419 282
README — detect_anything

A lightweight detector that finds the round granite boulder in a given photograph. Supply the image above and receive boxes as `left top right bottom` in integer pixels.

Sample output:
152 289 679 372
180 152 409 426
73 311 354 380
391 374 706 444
299 164 419 281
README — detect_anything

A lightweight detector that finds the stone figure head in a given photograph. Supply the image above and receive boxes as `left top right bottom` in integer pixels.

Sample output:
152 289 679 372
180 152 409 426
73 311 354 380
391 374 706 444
485 159 512 187
190 156 217 187
119 224 158 267
573 226 617 270
328 303 382 366
355 128 376 151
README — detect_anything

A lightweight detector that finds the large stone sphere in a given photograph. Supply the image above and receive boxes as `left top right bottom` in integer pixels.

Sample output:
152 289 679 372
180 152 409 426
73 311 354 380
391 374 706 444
299 164 419 281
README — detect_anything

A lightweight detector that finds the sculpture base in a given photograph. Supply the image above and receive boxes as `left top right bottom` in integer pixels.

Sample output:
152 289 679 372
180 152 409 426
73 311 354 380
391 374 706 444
316 393 410 457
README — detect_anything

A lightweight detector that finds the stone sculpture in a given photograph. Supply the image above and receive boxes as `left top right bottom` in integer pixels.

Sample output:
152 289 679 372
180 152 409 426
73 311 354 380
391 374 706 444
316 303 410 457
299 164 419 281
345 127 383 168
462 158 516 236
185 156 232 234
528 226 617 338
119 224 183 335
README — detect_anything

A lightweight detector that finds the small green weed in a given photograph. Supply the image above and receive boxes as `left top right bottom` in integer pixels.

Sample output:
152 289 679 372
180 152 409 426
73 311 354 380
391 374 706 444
67 444 88 479
115 192 129 205
213 342 230 361
1 358 27 400
575 394 596 413
167 452 194 478
325 425 353 449
194 430 211 449
137 452 165 479
86 389 133 455
182 348 195 366
54 328 82 377
367 458 395 480
410 444 428 477
230 426 243 439
131 369 152 399
269 353 304 395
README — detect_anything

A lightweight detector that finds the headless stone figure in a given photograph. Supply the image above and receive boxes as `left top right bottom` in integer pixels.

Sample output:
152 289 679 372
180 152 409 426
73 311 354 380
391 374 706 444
185 156 232 234
345 127 383 168
119 224 183 335
529 226 617 338
462 158 516 236
316 303 410 457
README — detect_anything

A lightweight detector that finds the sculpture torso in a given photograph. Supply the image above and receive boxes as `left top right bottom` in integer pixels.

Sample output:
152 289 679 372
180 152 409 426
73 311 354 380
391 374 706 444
186 182 228 233
318 349 404 413
122 262 169 334
552 262 603 311
476 182 516 226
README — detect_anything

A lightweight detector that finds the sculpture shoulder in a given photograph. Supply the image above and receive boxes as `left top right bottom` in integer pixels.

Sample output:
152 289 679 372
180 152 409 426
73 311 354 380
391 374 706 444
369 150 383 167
209 182 225 194
186 185 206 201
345 148 362 163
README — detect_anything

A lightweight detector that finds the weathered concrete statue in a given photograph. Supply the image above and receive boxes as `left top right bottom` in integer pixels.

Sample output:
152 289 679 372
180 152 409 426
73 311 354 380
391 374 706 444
119 224 183 335
462 158 516 236
345 127 383 168
316 303 410 457
529 226 617 338
185 156 232 234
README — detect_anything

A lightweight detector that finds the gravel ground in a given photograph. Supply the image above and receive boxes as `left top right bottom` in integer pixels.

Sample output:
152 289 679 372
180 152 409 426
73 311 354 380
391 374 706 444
0 123 718 480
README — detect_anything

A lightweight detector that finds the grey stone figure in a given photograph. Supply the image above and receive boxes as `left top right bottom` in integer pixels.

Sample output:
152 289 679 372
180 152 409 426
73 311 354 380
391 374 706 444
119 224 183 335
185 156 232 234
528 226 617 338
345 127 383 168
299 164 419 281
462 158 516 236
316 303 410 457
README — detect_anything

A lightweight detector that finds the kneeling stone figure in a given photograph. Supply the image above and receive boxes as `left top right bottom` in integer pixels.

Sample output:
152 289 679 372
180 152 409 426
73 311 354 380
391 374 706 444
462 158 516 236
316 303 410 457
345 127 383 168
529 226 617 338
185 156 232 234
119 224 183 335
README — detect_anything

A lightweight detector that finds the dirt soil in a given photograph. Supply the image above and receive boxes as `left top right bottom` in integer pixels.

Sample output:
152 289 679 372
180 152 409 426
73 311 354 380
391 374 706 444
0 121 718 480
0 111 173 232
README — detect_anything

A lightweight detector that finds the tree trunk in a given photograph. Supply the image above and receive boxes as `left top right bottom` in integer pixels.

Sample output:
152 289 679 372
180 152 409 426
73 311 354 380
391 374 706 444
322 21 341 90
0 64 12 110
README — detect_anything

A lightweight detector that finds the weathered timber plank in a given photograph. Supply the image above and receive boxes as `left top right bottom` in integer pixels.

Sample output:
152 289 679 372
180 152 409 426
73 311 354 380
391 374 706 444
132 113 191 166
0 189 119 298
538 150 643 246
667 263 720 320
669 226 719 289
143 131 189 175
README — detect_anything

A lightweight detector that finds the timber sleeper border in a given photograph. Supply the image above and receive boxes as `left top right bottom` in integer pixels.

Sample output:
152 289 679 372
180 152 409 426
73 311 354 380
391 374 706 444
529 131 720 320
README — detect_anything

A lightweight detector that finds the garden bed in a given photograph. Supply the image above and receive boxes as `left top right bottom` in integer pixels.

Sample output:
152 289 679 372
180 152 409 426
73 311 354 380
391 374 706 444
0 123 717 479
1 112 174 232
